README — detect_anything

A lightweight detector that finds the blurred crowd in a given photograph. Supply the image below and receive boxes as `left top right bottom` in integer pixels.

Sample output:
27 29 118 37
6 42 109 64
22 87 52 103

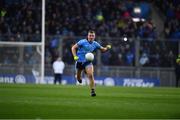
155 0 180 40
46 0 157 40
0 0 41 42
0 0 179 67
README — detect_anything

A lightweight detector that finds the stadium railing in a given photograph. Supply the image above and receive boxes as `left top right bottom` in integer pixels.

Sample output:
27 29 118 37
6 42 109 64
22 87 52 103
0 35 179 86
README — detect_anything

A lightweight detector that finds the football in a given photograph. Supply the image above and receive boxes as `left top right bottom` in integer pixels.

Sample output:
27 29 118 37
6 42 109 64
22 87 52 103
85 52 94 61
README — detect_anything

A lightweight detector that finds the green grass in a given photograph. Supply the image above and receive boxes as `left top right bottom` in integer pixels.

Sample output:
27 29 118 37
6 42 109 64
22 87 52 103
0 84 180 119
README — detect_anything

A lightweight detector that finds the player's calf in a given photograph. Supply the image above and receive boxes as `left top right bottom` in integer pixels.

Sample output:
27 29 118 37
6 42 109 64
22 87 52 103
75 74 82 83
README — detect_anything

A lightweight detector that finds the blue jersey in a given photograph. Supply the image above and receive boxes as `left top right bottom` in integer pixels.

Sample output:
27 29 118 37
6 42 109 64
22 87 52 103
76 39 102 62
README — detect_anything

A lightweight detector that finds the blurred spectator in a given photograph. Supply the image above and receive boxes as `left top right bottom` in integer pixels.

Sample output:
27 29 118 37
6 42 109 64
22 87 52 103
126 50 134 66
52 57 65 85
155 0 180 40
49 37 59 64
139 53 149 66
175 55 180 87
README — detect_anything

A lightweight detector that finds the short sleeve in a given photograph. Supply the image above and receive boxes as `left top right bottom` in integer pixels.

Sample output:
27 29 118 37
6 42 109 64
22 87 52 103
94 41 102 49
77 40 84 46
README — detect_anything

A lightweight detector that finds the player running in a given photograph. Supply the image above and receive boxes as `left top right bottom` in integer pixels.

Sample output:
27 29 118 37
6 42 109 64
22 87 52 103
71 30 111 97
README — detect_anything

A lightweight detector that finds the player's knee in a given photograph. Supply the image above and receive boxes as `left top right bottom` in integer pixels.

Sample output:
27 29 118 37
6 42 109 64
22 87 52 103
87 73 93 79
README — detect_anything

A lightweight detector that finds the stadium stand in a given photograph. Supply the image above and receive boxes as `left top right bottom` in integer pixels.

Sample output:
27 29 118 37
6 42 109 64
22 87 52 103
154 0 180 40
0 0 41 41
0 0 179 68
46 0 156 38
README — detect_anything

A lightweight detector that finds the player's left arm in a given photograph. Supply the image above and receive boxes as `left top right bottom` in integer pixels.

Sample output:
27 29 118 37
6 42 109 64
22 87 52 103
100 45 111 52
95 41 111 52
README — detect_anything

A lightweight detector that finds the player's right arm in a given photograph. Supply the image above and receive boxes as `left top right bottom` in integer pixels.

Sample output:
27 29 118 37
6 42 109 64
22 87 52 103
71 43 79 61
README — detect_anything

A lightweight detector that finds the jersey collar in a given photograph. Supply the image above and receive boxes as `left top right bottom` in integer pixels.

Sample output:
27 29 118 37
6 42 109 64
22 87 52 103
86 38 93 44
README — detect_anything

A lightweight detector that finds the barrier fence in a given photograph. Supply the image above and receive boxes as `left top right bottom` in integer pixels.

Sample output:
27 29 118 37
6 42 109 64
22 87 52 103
0 35 179 86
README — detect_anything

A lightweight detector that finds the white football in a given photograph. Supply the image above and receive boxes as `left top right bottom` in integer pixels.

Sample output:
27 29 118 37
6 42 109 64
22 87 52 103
85 52 94 61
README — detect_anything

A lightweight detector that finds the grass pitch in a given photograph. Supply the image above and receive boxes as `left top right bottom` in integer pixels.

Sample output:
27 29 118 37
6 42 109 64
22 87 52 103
0 84 180 119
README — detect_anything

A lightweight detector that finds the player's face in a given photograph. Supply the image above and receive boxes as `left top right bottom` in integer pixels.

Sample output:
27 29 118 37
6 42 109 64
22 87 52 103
87 33 95 41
